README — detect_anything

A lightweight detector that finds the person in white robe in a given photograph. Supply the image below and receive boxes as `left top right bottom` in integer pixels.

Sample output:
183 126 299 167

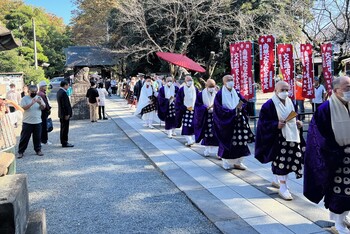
134 77 157 129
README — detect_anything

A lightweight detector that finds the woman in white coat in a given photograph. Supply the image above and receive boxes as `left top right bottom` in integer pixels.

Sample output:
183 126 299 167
97 82 109 120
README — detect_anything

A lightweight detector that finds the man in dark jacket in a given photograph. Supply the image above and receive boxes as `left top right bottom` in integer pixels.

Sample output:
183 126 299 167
134 73 145 101
56 80 74 147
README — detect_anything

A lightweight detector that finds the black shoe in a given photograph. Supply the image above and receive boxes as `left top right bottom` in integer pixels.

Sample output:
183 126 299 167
103 117 108 120
62 143 74 147
98 118 102 120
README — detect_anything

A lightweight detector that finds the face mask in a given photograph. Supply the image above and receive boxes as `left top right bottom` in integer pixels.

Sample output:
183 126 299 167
187 81 193 87
167 82 172 86
30 93 36 98
226 81 234 89
208 87 215 93
277 91 289 100
146 82 151 86
341 91 350 102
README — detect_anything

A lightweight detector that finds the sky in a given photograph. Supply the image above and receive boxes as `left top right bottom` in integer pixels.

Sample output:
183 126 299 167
24 0 76 25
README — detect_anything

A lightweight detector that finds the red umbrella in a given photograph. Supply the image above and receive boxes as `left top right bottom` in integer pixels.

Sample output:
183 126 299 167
156 52 206 73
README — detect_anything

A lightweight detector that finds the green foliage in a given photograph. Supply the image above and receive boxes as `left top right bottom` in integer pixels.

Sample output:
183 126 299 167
0 0 73 79
0 49 47 84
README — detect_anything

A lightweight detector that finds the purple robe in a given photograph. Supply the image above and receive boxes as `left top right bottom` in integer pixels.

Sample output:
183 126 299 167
175 86 198 135
157 86 179 130
213 89 251 159
194 91 219 146
304 101 350 214
255 99 305 164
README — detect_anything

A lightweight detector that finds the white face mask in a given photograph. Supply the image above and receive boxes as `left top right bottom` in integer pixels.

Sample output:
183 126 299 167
145 82 151 86
341 91 350 102
226 81 234 89
167 81 172 86
277 91 289 100
187 81 193 87
207 87 215 93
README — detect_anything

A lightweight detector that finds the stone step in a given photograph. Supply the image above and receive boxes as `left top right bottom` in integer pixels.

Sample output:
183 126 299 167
0 174 29 234
25 209 47 234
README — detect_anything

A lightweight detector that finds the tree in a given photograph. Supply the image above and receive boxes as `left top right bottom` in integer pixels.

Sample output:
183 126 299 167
0 50 46 84
230 0 314 43
71 0 117 46
0 0 73 79
110 0 234 59
302 0 350 51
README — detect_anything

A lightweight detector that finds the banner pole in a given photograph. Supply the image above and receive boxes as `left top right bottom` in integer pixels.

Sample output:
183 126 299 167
274 35 277 84
293 45 297 103
251 40 257 132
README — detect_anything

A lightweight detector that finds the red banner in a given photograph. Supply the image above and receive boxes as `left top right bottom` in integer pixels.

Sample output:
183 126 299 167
239 41 254 100
301 44 315 99
230 43 241 90
321 43 333 96
259 35 275 93
277 44 295 99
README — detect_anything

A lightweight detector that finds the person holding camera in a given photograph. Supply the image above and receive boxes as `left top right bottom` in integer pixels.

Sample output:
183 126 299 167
17 85 46 158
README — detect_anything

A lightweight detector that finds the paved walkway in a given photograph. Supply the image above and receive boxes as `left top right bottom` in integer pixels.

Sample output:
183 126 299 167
106 96 332 234
16 99 220 233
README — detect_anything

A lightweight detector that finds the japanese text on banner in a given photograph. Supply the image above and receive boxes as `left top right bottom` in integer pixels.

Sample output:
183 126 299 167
321 43 333 96
301 44 315 99
277 44 295 99
259 35 275 93
239 41 254 100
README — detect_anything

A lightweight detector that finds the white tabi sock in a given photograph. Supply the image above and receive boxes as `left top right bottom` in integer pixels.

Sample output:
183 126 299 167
185 136 192 144
204 146 210 156
167 130 172 137
277 175 288 193
331 211 350 233
190 135 195 144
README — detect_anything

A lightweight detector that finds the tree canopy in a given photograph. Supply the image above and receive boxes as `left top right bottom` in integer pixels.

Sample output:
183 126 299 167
0 0 72 84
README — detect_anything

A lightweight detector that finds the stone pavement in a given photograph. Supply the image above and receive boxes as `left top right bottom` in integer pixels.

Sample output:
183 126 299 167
106 96 332 234
15 97 220 233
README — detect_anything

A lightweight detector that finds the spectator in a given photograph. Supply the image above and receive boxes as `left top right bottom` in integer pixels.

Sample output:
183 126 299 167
105 78 111 97
295 75 305 120
311 77 326 112
97 82 108 120
86 81 99 122
6 83 21 127
21 85 28 98
111 78 117 95
17 85 46 158
37 81 52 145
57 81 74 147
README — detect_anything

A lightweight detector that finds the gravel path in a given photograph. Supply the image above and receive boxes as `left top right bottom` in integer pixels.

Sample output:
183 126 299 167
16 99 220 234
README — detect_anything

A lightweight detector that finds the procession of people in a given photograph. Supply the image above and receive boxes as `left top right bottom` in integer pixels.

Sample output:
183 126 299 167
5 71 349 234
112 72 350 234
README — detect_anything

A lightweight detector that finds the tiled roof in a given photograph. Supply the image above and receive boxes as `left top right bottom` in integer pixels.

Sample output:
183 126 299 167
64 46 123 67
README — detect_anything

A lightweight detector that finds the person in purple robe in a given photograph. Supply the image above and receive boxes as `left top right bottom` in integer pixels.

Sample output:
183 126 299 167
158 76 179 138
213 75 254 170
255 81 304 201
304 76 350 234
175 75 198 146
194 79 219 157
